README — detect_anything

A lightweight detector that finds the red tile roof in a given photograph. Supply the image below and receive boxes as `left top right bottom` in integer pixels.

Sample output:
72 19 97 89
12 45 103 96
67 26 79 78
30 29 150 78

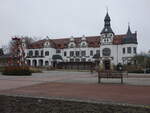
113 34 126 45
27 34 133 49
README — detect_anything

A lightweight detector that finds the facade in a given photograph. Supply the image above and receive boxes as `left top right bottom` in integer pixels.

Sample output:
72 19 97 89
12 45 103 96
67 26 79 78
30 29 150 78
24 12 138 70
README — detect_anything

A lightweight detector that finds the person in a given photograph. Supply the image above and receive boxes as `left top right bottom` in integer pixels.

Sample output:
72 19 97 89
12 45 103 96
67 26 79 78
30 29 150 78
90 64 94 74
117 63 123 72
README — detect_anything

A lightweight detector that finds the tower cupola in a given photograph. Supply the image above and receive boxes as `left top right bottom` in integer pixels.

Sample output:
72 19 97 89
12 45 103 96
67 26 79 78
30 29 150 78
100 11 114 45
101 12 114 34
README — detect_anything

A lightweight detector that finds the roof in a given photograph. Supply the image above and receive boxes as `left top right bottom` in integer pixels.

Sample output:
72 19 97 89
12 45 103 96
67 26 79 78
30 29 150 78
28 39 56 49
101 26 114 34
27 34 137 49
113 34 126 45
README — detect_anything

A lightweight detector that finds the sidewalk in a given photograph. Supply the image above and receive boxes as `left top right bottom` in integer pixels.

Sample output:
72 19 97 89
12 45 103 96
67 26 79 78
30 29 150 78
0 82 150 105
0 71 150 105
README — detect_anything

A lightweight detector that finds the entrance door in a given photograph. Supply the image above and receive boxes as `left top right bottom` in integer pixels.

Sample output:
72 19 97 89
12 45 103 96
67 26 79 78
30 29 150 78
103 60 110 70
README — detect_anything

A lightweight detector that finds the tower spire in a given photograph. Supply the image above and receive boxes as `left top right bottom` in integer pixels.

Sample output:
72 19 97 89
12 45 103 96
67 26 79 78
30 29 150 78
100 10 114 34
127 22 132 35
106 6 108 13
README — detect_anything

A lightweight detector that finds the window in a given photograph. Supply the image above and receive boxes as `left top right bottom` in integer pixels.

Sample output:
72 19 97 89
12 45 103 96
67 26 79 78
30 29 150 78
45 61 49 66
44 42 50 48
76 51 80 57
96 50 100 54
88 59 91 62
64 51 67 56
81 58 86 62
81 51 86 56
81 42 86 47
123 48 125 54
127 47 131 54
29 51 33 56
90 50 93 56
70 59 74 62
106 38 108 42
133 47 137 54
41 50 43 56
35 50 39 57
45 51 49 56
75 59 80 62
56 49 61 53
104 39 106 42
70 43 75 48
70 51 74 57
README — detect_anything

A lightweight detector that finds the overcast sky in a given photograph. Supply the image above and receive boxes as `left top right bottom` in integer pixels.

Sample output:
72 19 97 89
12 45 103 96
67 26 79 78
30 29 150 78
0 0 149 52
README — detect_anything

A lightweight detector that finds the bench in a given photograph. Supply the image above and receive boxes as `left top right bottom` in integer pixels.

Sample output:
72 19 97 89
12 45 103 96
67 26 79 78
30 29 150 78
98 71 123 84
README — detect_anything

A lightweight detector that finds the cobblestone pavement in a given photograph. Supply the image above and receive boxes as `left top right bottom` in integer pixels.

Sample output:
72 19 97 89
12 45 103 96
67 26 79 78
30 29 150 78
0 71 150 105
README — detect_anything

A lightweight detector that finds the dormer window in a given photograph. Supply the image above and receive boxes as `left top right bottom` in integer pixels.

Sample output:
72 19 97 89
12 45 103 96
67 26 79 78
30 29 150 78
70 43 74 48
69 36 76 48
81 42 87 47
81 35 86 41
70 36 74 42
44 41 50 48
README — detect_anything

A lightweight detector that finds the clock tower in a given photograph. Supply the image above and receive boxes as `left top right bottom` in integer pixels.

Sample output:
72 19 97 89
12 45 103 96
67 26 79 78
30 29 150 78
100 12 114 45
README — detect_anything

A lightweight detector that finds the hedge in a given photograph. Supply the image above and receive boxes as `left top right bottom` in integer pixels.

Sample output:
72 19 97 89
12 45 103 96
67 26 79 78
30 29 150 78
2 66 32 76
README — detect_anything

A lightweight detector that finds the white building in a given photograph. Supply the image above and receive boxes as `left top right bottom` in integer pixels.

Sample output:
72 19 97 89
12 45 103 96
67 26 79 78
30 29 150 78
24 12 138 70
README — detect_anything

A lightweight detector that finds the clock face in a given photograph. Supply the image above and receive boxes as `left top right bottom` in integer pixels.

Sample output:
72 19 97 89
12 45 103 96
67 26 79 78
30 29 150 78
102 48 111 56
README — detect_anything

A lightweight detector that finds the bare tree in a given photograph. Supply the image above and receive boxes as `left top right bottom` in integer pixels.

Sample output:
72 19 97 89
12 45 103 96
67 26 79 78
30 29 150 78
1 45 9 54
8 36 35 54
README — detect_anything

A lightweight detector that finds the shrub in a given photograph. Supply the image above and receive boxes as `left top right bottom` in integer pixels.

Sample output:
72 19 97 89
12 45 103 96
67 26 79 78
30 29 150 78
2 66 32 76
46 66 55 70
29 67 42 73
128 69 144 73
124 65 144 73
0 66 4 72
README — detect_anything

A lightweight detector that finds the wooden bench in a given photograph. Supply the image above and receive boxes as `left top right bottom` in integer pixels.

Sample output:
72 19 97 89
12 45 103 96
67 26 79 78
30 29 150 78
98 71 123 84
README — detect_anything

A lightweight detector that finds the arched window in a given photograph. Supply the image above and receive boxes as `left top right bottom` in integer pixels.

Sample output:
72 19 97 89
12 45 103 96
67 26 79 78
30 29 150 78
41 50 43 56
70 43 74 48
133 47 137 54
127 47 131 54
44 42 50 48
45 61 49 66
29 51 33 56
45 51 49 56
81 42 86 47
64 51 67 56
35 50 39 57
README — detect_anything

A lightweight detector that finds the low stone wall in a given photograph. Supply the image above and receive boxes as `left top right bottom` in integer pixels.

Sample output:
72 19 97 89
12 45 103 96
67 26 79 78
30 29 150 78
0 95 150 113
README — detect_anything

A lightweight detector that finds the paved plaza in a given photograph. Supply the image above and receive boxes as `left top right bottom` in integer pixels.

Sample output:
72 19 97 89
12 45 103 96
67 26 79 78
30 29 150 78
0 71 150 105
